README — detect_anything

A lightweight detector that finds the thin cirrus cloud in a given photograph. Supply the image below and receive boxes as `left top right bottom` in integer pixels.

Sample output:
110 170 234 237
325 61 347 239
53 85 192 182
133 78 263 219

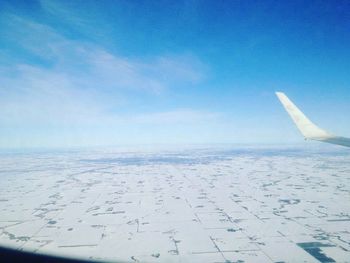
0 13 215 147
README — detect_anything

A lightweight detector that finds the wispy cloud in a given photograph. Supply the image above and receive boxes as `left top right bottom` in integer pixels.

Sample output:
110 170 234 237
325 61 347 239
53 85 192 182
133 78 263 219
125 109 219 124
0 12 214 146
0 61 214 126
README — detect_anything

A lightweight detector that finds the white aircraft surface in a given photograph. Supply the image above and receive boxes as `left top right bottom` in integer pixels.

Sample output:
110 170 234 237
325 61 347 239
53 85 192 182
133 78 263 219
276 92 350 148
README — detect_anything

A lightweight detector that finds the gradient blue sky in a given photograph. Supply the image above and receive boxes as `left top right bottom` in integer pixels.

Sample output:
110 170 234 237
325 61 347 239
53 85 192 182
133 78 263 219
1 0 350 148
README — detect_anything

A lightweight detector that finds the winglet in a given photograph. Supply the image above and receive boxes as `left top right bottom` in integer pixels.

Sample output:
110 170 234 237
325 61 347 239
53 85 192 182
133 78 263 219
275 92 332 140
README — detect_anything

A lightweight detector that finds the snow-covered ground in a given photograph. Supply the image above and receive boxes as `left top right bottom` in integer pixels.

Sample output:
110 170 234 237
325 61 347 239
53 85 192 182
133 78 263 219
0 146 350 262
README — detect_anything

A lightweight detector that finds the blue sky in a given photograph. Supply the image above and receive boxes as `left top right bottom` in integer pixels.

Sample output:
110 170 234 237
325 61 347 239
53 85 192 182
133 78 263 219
1 0 350 148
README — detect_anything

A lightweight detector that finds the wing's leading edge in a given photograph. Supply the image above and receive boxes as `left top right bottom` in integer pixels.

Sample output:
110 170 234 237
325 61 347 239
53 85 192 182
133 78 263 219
276 92 350 148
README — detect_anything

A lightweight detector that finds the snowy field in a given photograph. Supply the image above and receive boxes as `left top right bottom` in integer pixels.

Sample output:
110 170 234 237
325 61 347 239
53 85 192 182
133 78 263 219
0 145 350 263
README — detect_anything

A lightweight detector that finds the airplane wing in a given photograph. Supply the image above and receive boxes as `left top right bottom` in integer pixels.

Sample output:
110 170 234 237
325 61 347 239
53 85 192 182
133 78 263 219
276 92 350 148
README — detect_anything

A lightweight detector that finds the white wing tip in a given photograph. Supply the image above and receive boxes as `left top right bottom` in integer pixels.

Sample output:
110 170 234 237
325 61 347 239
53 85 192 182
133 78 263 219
275 91 332 139
275 91 285 98
276 91 350 148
